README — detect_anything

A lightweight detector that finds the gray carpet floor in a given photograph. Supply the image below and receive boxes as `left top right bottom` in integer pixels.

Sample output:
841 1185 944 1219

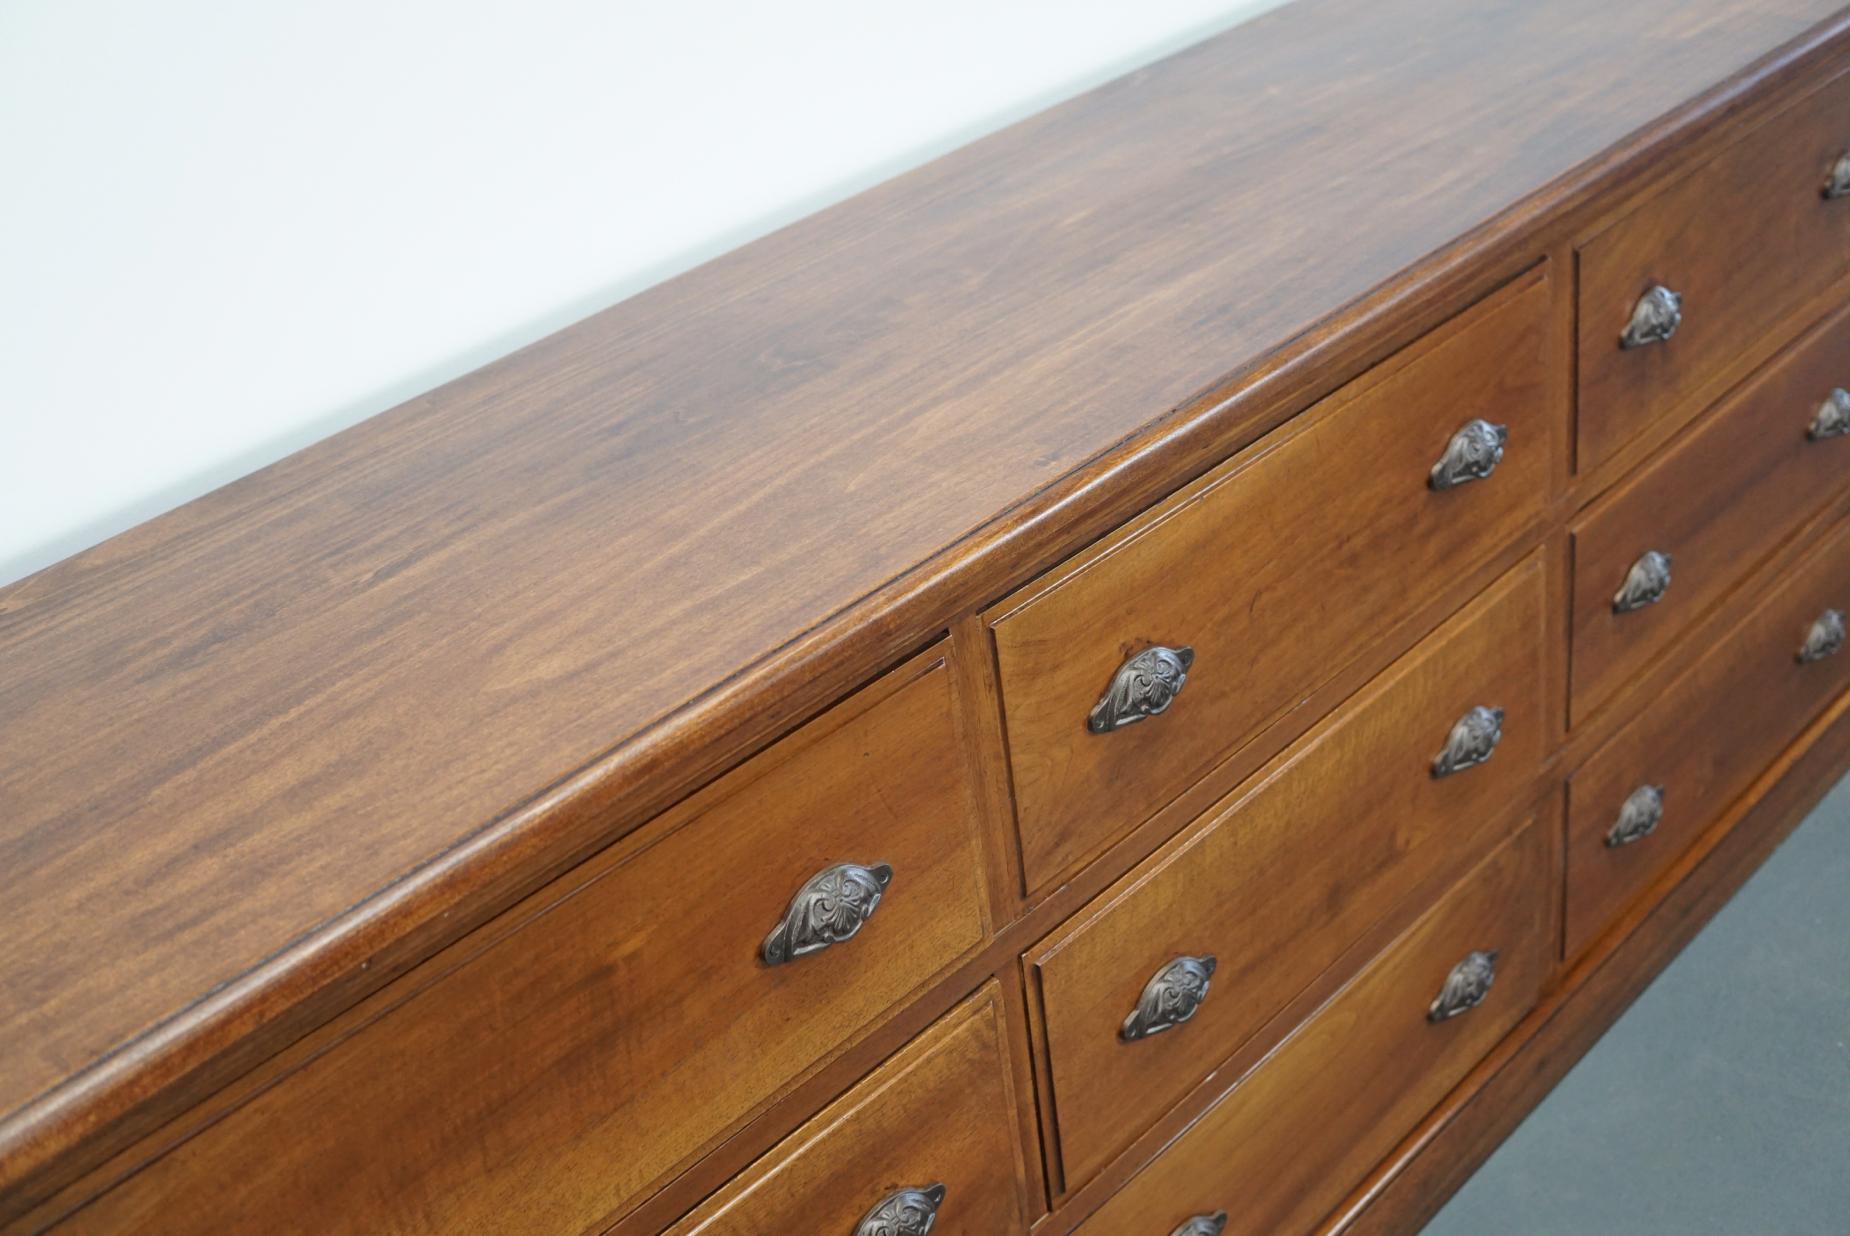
1421 773 1850 1234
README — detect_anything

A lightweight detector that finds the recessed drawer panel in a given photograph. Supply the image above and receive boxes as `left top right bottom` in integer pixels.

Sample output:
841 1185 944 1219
989 268 1554 892
1566 512 1850 958
670 983 1033 1236
1571 300 1850 724
60 651 989 1235
1077 818 1551 1236
1030 555 1546 1190
1576 67 1850 471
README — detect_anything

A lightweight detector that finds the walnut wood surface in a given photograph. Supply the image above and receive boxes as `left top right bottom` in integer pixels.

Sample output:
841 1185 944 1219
990 270 1553 891
1571 299 1850 724
668 983 1034 1236
1076 818 1553 1236
1564 510 1850 957
1031 556 1546 1192
48 648 990 1234
1576 62 1850 470
2 0 1848 1214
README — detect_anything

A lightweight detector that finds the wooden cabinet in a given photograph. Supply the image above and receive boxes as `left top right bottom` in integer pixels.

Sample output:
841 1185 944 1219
1570 300 1850 723
1077 819 1553 1236
1029 555 1546 1190
1576 64 1850 471
989 268 1554 893
9 6 1850 1236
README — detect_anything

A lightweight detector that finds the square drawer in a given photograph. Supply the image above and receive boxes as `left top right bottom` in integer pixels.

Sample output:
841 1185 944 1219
989 267 1555 892
1571 298 1850 724
1567 511 1850 958
670 983 1034 1235
1077 817 1552 1236
60 649 990 1234
1029 555 1546 1190
1576 66 1850 472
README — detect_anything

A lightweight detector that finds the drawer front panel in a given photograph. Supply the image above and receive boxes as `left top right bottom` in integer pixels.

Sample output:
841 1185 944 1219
1566 513 1850 958
1571 300 1850 723
1577 67 1850 471
60 653 988 1235
1078 818 1552 1236
1031 556 1546 1188
991 268 1553 891
670 983 1032 1236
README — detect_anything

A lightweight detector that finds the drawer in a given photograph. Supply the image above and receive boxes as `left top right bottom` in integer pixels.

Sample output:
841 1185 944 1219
1077 817 1552 1236
1029 555 1546 1189
59 650 989 1234
1566 513 1850 958
670 983 1033 1235
989 267 1554 891
1576 67 1850 471
1570 299 1850 723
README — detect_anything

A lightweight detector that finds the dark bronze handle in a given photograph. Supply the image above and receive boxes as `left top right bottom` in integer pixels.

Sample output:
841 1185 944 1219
1798 609 1846 664
1620 284 1682 349
1613 549 1673 614
1810 389 1850 441
1122 954 1217 1042
1088 644 1195 733
1429 418 1508 491
1431 705 1503 779
1606 783 1665 848
1428 950 1498 1022
1169 1214 1229 1236
1824 151 1850 200
854 1183 945 1236
762 861 893 966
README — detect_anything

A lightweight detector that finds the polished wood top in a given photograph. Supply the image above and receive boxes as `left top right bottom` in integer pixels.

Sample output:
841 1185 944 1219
1 0 1842 1196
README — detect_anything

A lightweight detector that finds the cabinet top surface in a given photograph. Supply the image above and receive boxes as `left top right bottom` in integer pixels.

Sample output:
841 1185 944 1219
0 0 1839 1169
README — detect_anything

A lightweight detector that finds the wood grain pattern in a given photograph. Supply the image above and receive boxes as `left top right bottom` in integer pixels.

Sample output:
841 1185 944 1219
1569 297 1850 723
3 0 1848 1213
668 983 1033 1236
1075 818 1553 1236
990 270 1554 891
1030 556 1546 1192
1564 510 1850 958
46 649 989 1235
1576 60 1850 470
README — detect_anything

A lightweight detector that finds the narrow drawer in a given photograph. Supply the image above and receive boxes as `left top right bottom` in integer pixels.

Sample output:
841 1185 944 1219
1566 511 1850 958
1077 818 1552 1236
1577 67 1850 471
989 267 1553 891
669 983 1033 1235
59 650 989 1234
1571 300 1850 723
1030 555 1546 1189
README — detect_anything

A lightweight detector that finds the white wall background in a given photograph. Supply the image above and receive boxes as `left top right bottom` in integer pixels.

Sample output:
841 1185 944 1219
0 0 1284 587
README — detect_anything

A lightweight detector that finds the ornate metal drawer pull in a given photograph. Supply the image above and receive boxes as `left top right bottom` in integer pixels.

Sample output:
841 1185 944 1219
1810 388 1850 440
1431 705 1503 778
854 1183 946 1236
762 861 893 966
1429 418 1508 491
1122 954 1217 1042
1612 549 1673 614
1824 151 1850 200
1620 284 1682 349
1088 644 1195 733
1606 783 1665 848
1169 1214 1229 1236
1428 950 1497 1022
1798 609 1846 664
